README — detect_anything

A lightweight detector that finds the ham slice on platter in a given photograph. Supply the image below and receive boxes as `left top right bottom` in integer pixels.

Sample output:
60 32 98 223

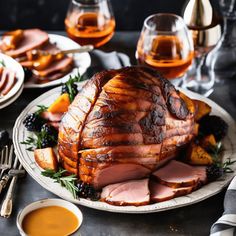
101 179 150 206
0 67 17 96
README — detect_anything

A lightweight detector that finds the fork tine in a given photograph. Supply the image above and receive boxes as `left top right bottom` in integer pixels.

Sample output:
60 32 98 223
12 154 19 169
0 146 7 165
8 145 14 167
3 146 9 165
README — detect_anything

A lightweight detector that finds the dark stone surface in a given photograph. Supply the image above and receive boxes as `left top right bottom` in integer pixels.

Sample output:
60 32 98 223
0 31 235 236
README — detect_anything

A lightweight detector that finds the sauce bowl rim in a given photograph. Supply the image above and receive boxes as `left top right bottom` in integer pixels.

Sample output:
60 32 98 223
16 198 83 236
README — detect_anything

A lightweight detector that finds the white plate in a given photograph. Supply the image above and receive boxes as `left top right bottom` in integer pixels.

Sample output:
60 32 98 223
13 83 236 213
0 53 24 104
24 34 91 89
0 84 24 110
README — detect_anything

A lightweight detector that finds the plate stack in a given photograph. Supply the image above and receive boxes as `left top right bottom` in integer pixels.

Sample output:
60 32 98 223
0 53 24 109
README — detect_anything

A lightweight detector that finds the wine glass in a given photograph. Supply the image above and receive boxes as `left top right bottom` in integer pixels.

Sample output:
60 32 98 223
182 0 222 95
65 0 115 48
206 0 236 82
136 13 194 84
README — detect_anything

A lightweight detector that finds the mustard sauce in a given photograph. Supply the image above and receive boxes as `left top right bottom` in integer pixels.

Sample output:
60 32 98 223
22 206 79 236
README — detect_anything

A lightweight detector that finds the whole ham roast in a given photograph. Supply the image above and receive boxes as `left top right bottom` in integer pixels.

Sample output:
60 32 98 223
58 66 196 189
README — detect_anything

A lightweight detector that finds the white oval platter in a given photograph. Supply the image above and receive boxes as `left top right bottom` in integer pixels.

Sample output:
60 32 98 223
13 82 236 213
24 34 91 88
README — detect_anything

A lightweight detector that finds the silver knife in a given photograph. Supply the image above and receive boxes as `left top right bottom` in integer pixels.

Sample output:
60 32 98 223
0 157 25 218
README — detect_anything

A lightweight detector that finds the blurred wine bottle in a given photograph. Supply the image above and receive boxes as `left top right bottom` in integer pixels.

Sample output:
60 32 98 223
206 0 236 82
182 0 221 95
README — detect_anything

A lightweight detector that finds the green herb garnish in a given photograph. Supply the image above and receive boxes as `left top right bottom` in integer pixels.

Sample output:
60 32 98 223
0 60 6 67
35 105 48 115
41 168 78 198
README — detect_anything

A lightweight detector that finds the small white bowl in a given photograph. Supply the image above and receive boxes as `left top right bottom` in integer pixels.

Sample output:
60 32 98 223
16 198 83 236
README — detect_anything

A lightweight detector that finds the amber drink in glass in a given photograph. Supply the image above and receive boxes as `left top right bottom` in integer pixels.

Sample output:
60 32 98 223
65 0 115 47
136 14 194 80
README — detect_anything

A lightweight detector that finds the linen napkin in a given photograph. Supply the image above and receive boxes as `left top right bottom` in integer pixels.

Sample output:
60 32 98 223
83 49 131 79
210 176 236 236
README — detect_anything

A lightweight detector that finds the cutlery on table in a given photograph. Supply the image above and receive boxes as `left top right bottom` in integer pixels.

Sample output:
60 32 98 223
0 146 21 194
0 145 13 179
1 155 25 218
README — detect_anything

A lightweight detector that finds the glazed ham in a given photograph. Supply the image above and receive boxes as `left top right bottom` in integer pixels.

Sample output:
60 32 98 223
58 66 197 189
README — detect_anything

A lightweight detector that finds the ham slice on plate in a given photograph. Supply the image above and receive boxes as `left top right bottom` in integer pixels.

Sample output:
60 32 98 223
2 29 49 58
1 69 16 95
150 181 195 202
41 111 64 122
152 160 201 188
101 179 150 206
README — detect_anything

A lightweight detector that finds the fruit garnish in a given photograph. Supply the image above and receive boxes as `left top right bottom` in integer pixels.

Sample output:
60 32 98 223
41 168 78 198
23 113 45 132
199 115 228 141
47 93 70 113
77 180 99 200
34 147 58 171
61 73 81 102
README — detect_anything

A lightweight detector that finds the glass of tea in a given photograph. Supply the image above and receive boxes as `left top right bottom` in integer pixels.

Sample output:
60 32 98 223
65 0 115 48
136 13 194 81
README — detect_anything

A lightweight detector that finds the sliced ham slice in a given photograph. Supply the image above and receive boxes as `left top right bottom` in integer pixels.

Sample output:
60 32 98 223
1 70 16 95
152 160 200 188
3 29 49 58
32 57 73 77
0 68 8 91
193 166 207 184
150 181 195 202
41 111 64 122
101 179 150 206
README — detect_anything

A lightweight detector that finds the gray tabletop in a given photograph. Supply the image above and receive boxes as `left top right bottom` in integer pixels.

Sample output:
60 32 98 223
0 31 236 236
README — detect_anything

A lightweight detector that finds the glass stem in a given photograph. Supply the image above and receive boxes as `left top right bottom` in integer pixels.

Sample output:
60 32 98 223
195 55 205 82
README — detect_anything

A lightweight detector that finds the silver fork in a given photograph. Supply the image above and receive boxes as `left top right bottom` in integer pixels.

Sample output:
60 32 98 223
1 155 25 218
0 145 13 179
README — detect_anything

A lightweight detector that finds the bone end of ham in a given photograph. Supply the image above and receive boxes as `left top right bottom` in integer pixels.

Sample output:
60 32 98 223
152 160 202 188
101 179 150 206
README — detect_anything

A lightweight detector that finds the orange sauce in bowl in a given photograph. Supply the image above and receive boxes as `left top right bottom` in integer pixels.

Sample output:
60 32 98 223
22 206 79 236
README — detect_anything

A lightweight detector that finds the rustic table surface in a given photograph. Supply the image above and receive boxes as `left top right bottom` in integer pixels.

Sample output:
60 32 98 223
0 31 236 236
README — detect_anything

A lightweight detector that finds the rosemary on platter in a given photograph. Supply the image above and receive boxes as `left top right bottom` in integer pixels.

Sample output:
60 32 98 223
41 168 78 198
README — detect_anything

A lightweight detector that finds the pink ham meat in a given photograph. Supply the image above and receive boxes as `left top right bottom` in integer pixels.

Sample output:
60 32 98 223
2 29 49 58
150 181 195 202
41 111 64 122
32 56 73 77
0 68 16 95
152 160 202 188
101 179 150 206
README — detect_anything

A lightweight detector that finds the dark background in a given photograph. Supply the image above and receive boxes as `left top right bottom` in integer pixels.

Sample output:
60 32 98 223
0 0 220 31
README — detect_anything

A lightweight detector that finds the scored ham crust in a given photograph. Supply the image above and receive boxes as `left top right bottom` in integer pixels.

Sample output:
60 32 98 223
1 29 49 57
58 66 198 190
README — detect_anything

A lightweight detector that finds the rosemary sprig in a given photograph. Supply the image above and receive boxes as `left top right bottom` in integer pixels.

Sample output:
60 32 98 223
41 168 78 198
21 136 37 151
62 73 81 102
0 60 6 67
35 105 48 115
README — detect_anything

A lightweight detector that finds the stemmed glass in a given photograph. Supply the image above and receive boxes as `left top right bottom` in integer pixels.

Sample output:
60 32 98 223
136 13 194 84
65 0 115 48
182 0 221 95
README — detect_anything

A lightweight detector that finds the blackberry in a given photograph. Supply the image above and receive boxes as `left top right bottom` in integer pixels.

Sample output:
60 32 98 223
23 67 33 81
77 181 98 200
206 164 224 182
41 124 58 140
23 113 45 132
0 130 9 149
40 136 56 148
199 115 228 141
